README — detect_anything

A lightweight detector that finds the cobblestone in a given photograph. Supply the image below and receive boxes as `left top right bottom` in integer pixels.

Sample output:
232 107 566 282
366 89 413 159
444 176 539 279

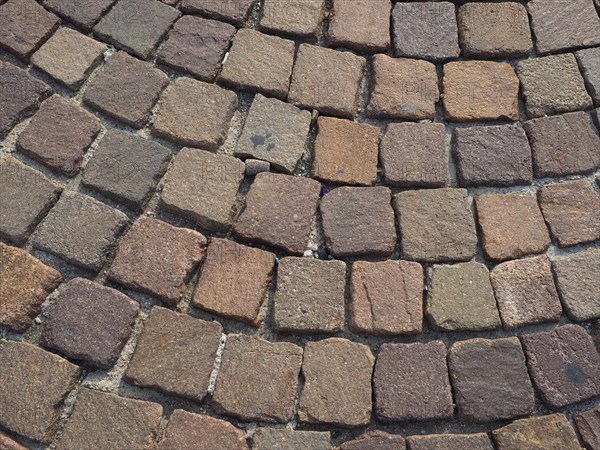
43 0 116 30
407 433 493 450
253 428 330 450
574 406 600 450
180 0 256 26
576 47 600 105
260 0 325 38
340 431 406 450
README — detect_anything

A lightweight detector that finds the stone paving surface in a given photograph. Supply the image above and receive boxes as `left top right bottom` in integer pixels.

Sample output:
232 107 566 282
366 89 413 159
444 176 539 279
1 1 600 449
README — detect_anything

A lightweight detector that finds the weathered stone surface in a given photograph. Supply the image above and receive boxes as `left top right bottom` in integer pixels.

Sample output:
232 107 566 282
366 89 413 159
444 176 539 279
108 217 206 305
180 0 256 26
312 117 380 186
160 148 245 232
374 341 454 422
0 341 80 443
212 334 303 423
253 428 330 450
273 257 346 333
577 47 600 105
574 406 600 450
340 431 406 450
393 188 477 263
0 431 27 450
260 0 325 38
192 238 275 325
125 307 222 401
521 324 600 408
44 0 115 30
407 433 493 450
245 159 270 176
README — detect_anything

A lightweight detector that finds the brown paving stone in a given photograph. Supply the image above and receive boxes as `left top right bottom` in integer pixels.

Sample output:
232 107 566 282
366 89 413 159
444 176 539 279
475 193 551 262
108 217 206 305
43 0 116 30
192 238 275 325
340 431 406 450
233 172 321 255
577 47 600 105
41 278 139 369
407 433 494 450
374 341 454 422
521 324 600 409
260 0 325 38
273 257 346 333
349 260 423 335
253 428 330 450
212 334 303 423
0 431 27 450
125 307 222 401
17 95 101 177
160 148 245 232
0 341 80 443
574 406 600 450
180 0 256 26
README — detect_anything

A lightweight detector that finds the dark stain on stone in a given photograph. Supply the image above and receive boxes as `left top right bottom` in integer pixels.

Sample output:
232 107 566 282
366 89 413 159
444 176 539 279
251 131 274 150
565 361 589 385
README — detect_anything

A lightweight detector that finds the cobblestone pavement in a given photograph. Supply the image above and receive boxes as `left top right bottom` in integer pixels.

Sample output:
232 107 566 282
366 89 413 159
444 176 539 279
1 0 600 449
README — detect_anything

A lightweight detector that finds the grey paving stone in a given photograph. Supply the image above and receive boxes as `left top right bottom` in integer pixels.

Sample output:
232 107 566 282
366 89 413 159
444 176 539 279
253 428 330 450
493 413 582 450
44 0 116 30
180 0 256 26
340 431 406 450
260 0 325 38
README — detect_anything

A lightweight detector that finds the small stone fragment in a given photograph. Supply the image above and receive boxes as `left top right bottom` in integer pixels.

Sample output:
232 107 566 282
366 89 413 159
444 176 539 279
407 433 494 450
340 431 406 450
253 428 330 450
43 0 116 30
180 0 256 26
245 159 270 176
0 431 27 450
574 406 600 450
260 0 325 38
576 47 600 104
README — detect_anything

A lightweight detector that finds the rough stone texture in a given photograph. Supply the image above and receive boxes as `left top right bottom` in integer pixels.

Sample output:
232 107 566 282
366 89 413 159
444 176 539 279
17 95 101 176
212 334 303 423
152 77 238 149
374 341 454 422
380 122 448 187
393 188 477 263
157 15 236 82
517 54 593 119
299 338 374 427
574 406 600 450
82 129 172 211
443 61 520 122
125 307 222 401
41 278 139 369
192 238 275 325
0 341 80 443
491 255 562 329
453 124 533 187
107 217 206 305
349 260 423 335
576 47 600 104
320 187 396 258
260 0 325 38
273 257 346 333
426 262 501 332
43 0 116 30
0 243 62 332
407 433 494 450
55 388 163 450
0 432 27 450
245 159 270 176
367 54 438 120
233 172 321 255
475 194 551 262
160 148 245 232
312 117 380 186
234 94 312 174
521 324 600 408
180 0 256 26
288 44 366 118
83 51 169 128
340 431 406 450
253 428 330 450
32 191 128 271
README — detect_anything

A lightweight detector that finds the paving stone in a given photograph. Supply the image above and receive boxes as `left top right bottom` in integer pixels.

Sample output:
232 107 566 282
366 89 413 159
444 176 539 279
475 194 551 262
380 122 448 188
539 179 600 248
517 54 593 119
82 129 172 211
521 324 600 408
340 431 406 450
93 0 180 59
192 238 275 325
160 148 245 231
374 341 454 422
212 334 303 423
260 0 325 38
407 433 493 450
158 410 248 450
125 307 222 401
320 187 396 258
83 51 169 128
234 94 312 174
426 262 501 332
273 257 346 333
43 0 116 30
253 428 330 450
453 124 533 187
180 0 256 26
55 388 163 450
288 44 366 118
457 2 532 58
157 15 235 82
0 341 80 443
245 159 270 176
31 28 107 89
220 29 295 100
16 96 101 177
0 431 27 450
0 243 62 332
577 47 600 105
443 61 520 122
552 248 600 322
393 188 477 263
41 278 139 369
108 217 206 305
152 77 238 149
312 117 380 186
349 260 423 335
0 0 60 61
32 191 128 271
574 406 600 450
233 172 321 255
